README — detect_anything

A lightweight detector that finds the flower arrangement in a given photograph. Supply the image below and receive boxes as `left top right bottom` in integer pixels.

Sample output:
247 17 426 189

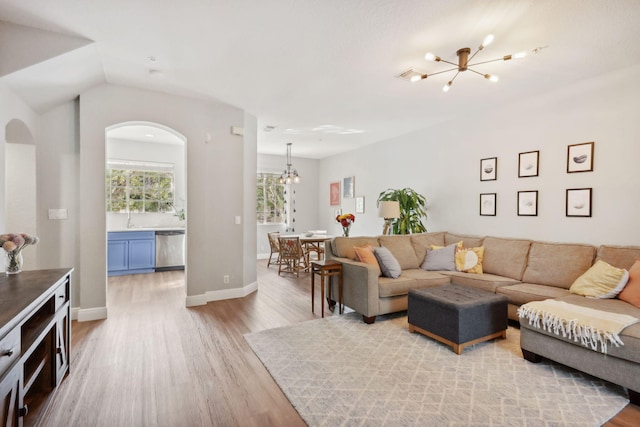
335 213 355 237
0 233 39 274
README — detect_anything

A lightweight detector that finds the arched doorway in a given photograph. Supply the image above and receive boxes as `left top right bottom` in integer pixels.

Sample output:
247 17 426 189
4 118 37 269
105 121 187 301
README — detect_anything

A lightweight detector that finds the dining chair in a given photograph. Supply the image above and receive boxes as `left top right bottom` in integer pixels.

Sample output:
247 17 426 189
267 231 284 268
277 236 309 277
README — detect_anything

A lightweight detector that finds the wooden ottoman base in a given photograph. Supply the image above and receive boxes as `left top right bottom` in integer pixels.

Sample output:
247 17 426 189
409 323 506 355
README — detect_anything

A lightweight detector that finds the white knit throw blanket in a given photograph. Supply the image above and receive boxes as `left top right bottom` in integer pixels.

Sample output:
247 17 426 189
517 300 639 354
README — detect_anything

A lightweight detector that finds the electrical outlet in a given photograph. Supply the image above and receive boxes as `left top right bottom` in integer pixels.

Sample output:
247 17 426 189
223 275 229 284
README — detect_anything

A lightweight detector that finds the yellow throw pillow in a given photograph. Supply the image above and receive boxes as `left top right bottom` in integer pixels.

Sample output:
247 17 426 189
455 246 484 274
570 260 629 298
353 245 381 276
431 241 463 250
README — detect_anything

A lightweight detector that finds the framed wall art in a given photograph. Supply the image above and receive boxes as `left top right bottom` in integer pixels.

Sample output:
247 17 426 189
518 150 539 178
566 188 592 217
567 142 594 173
479 193 496 216
355 196 365 214
343 176 355 199
517 190 538 216
480 157 497 181
330 181 340 206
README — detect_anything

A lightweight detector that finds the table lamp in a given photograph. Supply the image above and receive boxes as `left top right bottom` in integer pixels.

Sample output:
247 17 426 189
378 201 400 235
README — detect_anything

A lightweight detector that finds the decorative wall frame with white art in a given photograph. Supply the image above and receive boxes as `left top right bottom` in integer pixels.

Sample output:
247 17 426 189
567 142 594 173
479 193 496 216
518 150 539 178
566 188 592 217
480 157 497 181
517 190 538 216
355 196 365 214
330 181 340 206
343 176 355 198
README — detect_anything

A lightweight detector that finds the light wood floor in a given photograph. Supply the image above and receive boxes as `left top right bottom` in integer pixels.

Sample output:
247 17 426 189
41 262 639 426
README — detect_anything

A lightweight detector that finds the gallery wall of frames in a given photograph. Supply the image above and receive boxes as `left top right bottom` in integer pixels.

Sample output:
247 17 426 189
479 141 594 218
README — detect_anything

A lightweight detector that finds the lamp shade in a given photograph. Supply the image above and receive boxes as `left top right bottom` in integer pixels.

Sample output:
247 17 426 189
378 201 400 219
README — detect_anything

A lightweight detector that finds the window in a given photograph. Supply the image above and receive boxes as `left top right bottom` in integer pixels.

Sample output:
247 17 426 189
106 160 175 213
257 172 285 224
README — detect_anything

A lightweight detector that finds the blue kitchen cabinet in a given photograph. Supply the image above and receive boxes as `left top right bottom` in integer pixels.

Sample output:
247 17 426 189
108 231 156 276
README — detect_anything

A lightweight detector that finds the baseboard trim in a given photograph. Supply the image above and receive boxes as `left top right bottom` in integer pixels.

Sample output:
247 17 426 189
185 281 258 307
76 306 108 322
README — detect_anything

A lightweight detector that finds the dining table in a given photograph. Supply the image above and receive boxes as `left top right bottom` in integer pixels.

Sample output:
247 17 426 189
299 234 333 261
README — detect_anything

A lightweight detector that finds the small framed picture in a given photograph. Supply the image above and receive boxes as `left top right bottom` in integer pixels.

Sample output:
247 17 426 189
566 188 592 217
330 181 340 206
518 150 539 178
343 176 355 198
567 142 594 173
355 196 365 214
480 157 497 181
480 193 496 216
517 191 538 216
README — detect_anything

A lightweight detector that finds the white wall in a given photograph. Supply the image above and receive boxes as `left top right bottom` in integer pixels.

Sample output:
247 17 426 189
256 153 319 257
243 113 258 286
319 65 640 246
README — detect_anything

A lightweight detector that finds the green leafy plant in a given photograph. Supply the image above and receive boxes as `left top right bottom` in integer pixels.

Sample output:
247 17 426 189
377 188 427 234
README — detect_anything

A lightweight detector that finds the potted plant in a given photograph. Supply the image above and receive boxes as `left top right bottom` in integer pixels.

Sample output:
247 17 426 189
377 188 427 234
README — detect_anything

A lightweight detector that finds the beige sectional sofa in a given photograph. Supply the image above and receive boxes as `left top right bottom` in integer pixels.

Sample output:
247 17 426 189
325 231 640 404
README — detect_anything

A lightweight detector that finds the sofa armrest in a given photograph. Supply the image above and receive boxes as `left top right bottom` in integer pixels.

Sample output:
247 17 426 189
330 257 381 317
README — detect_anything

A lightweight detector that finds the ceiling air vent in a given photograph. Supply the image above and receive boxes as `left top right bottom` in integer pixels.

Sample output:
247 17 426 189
396 68 424 82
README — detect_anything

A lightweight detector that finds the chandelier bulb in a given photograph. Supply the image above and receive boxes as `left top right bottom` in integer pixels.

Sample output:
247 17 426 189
485 74 499 82
425 52 435 61
481 34 494 49
410 75 421 82
293 176 301 184
513 51 527 59
442 81 452 92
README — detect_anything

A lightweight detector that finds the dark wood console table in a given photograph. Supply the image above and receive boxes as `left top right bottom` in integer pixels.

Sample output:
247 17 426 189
0 268 73 427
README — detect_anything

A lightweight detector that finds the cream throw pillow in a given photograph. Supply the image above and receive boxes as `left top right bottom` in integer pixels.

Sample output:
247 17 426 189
570 260 629 299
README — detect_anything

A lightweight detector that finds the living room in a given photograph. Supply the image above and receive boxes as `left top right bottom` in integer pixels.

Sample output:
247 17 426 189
1 1 640 425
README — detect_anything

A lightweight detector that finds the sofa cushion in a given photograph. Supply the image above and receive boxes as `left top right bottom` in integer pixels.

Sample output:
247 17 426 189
569 260 629 299
379 235 420 270
421 243 457 271
373 246 402 279
482 237 531 280
524 294 640 365
378 270 450 297
596 245 640 269
445 232 484 248
440 271 520 293
353 245 381 276
455 246 484 274
618 259 640 308
521 242 596 289
497 283 571 305
411 232 446 262
332 237 380 260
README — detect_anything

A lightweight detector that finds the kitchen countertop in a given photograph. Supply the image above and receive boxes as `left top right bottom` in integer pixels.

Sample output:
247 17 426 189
108 227 186 232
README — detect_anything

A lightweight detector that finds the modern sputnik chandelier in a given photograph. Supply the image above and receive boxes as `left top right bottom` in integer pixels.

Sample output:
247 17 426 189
410 34 531 92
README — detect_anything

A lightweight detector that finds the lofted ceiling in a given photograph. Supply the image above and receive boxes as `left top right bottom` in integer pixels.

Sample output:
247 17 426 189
1 0 639 159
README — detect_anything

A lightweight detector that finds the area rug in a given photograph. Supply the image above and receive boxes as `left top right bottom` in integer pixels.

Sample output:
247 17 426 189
244 313 629 427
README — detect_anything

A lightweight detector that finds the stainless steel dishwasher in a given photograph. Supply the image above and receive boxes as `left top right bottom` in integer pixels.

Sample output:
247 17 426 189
155 229 185 271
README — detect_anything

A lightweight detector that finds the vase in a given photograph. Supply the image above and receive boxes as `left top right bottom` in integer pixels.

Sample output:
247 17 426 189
5 251 23 275
342 226 351 237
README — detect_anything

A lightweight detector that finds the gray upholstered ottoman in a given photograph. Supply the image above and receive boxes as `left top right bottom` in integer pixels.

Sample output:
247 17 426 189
408 283 508 354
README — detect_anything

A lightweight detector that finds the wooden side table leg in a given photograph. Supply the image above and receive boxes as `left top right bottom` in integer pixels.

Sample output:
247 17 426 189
311 268 315 314
321 271 325 318
339 272 343 314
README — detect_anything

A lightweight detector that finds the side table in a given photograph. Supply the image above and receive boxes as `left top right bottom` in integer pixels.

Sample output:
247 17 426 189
311 260 343 317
